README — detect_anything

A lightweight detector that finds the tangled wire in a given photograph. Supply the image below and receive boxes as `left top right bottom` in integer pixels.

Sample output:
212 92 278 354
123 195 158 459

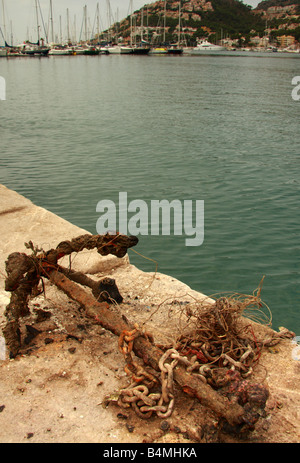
105 279 295 423
169 278 291 388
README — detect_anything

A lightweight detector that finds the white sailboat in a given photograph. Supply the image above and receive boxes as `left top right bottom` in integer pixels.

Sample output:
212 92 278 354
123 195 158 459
22 0 50 55
106 45 133 54
49 45 75 55
106 1 133 54
0 2 10 56
0 1 7 56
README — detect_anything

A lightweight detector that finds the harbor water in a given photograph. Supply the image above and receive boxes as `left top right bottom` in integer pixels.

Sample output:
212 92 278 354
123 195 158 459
0 52 299 333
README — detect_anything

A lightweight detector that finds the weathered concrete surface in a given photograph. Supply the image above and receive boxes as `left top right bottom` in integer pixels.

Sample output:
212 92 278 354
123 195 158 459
0 184 299 443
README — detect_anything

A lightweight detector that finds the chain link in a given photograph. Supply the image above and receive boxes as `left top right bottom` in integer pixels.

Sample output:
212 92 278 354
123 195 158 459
118 325 158 388
118 330 183 419
116 332 227 419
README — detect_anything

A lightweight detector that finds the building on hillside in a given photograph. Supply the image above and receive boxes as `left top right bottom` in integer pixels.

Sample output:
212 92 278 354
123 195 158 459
279 35 296 48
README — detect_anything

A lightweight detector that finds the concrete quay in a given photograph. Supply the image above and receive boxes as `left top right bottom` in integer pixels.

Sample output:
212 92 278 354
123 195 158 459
0 184 299 443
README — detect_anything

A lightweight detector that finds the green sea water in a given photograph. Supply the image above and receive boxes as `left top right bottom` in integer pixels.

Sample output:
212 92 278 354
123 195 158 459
0 52 299 333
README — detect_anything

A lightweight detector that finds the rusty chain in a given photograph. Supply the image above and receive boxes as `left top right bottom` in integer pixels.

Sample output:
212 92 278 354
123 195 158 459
118 324 158 387
117 328 213 419
117 324 264 420
117 346 180 419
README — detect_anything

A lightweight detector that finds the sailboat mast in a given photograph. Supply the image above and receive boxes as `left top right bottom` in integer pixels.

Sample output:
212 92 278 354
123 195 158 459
59 15 62 43
178 0 181 47
74 15 76 43
141 8 144 42
97 2 100 44
35 0 40 44
50 0 54 43
2 1 6 41
146 6 149 42
10 19 13 46
67 8 70 43
84 5 88 42
129 0 133 47
163 0 166 44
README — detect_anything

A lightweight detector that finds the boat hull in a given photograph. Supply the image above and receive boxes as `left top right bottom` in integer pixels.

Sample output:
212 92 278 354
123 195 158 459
49 48 75 55
107 46 133 54
132 47 150 55
120 47 133 54
149 47 168 55
191 47 226 54
167 48 183 55
83 48 100 55
22 47 50 56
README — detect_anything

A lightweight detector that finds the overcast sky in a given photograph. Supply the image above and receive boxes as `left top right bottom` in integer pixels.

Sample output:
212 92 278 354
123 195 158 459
1 0 261 45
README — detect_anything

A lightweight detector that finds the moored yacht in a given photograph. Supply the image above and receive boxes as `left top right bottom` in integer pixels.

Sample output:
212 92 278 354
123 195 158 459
21 42 50 56
191 39 226 54
167 45 183 55
49 45 75 55
83 46 100 55
132 45 150 55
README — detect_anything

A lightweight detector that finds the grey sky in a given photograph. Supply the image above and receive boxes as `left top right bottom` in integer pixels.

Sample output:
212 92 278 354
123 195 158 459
1 0 261 45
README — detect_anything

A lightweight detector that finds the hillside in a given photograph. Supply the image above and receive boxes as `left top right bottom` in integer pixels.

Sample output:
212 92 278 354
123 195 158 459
254 0 300 44
105 0 300 48
256 0 300 11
